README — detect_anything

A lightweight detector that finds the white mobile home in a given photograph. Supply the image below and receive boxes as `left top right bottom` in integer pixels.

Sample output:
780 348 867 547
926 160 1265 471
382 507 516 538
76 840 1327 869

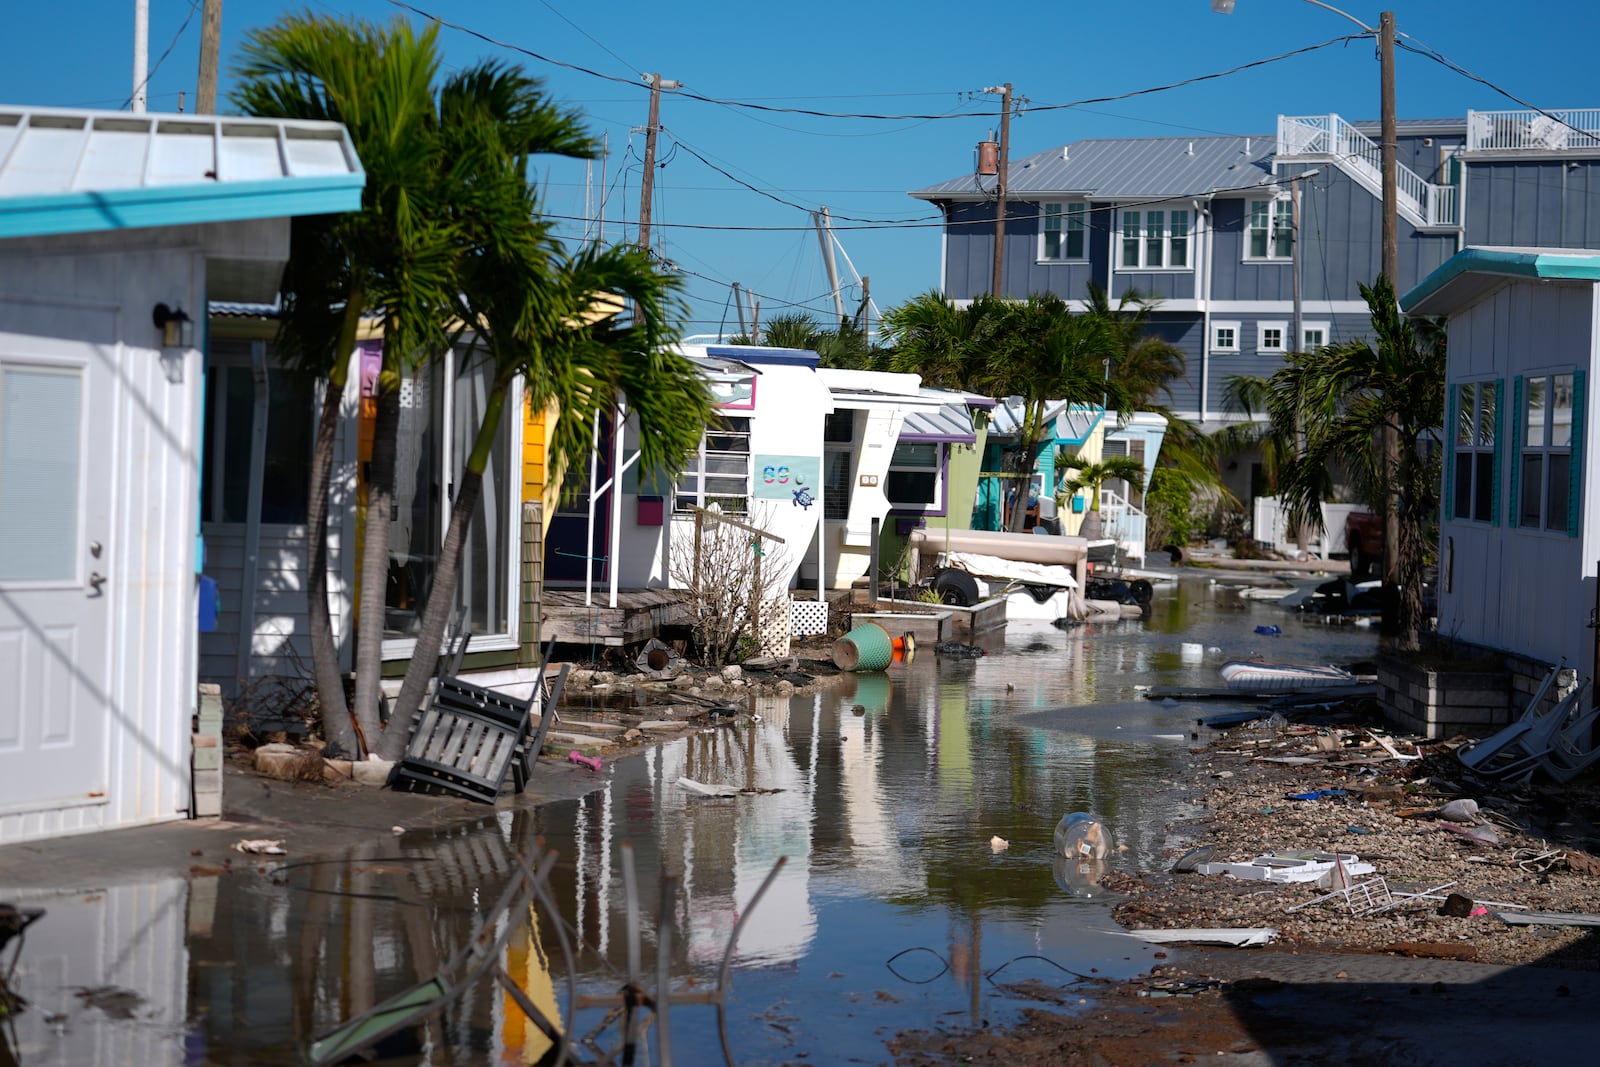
1401 247 1599 673
0 106 362 843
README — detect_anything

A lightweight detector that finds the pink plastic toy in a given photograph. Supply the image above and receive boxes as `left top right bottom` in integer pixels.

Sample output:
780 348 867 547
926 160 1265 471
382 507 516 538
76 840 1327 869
568 750 603 772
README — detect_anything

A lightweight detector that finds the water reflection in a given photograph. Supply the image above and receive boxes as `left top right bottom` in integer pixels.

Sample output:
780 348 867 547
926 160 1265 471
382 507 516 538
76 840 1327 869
0 580 1375 1064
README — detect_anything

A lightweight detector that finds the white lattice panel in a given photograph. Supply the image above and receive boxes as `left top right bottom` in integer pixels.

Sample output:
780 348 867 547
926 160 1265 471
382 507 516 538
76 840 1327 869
789 598 829 638
758 598 791 657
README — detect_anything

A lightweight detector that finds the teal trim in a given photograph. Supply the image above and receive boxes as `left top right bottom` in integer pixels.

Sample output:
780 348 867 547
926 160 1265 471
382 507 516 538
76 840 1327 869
1401 248 1600 314
0 173 364 240
1443 385 1458 520
1490 377 1504 527
1509 376 1524 528
1569 369 1586 538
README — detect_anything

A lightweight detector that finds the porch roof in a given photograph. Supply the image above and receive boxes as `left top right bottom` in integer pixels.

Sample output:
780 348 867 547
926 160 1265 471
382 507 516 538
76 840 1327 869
1401 245 1600 315
0 104 364 240
988 399 1105 445
900 401 977 444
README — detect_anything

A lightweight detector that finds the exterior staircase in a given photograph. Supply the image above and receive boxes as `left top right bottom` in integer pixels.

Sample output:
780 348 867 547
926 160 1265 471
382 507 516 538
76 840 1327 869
1277 113 1459 229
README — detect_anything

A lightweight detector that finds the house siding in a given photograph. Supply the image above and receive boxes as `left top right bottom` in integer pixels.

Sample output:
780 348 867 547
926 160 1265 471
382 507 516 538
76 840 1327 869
1464 158 1600 248
1437 279 1595 672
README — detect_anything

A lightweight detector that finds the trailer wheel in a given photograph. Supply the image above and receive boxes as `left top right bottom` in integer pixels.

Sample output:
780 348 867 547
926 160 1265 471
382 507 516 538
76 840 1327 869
933 568 980 607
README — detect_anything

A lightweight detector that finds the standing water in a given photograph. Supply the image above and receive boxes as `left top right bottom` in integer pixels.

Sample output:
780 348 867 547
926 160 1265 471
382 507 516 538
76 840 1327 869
2 580 1377 1065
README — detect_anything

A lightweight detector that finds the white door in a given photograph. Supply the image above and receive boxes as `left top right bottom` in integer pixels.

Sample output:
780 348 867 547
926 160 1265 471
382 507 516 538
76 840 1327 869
0 305 114 816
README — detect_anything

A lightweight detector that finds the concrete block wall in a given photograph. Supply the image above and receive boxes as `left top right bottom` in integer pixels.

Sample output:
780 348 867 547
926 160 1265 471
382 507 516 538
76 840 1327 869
193 683 224 818
1379 645 1576 739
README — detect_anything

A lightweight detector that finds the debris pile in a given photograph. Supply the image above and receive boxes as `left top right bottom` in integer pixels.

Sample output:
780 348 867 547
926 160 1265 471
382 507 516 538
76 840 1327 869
1115 714 1600 968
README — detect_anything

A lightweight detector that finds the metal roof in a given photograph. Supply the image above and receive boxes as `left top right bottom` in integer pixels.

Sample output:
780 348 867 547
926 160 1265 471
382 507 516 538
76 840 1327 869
987 399 1104 445
1402 245 1600 315
900 401 976 443
912 134 1277 201
0 104 364 239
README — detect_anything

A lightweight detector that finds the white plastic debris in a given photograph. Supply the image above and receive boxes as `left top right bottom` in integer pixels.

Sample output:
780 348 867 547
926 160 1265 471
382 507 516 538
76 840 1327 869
232 839 287 855
990 835 1010 852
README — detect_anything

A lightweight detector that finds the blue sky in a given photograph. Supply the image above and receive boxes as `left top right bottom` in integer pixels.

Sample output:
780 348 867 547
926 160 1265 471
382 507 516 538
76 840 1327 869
8 0 1600 338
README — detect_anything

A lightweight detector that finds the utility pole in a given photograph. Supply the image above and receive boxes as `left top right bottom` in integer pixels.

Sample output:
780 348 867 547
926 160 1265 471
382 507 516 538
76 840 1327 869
1379 11 1402 623
196 0 223 114
1290 174 1304 358
132 0 149 113
732 282 746 338
637 73 679 255
985 83 1013 298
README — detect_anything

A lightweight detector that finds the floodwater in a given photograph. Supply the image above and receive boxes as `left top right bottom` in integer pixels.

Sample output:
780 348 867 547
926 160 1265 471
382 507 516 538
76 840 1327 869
2 579 1378 1066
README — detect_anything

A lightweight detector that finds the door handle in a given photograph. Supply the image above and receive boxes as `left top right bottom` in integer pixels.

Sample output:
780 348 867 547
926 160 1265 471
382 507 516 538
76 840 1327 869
88 572 106 595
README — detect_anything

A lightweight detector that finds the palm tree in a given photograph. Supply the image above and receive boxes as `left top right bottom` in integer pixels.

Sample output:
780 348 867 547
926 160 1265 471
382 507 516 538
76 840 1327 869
1055 455 1148 540
233 13 454 756
375 76 714 757
1233 276 1446 649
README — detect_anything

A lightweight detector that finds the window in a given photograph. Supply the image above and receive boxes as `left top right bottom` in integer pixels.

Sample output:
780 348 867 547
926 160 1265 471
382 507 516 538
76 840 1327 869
1513 372 1580 532
1247 199 1293 259
201 341 313 525
823 409 854 521
1451 380 1499 523
1257 322 1288 354
887 441 942 510
676 417 752 514
1119 208 1190 269
1301 322 1329 350
1212 320 1241 353
1041 202 1086 260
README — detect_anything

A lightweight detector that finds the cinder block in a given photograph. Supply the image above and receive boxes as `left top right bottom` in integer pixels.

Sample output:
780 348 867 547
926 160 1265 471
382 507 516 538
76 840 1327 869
192 747 222 772
193 793 222 818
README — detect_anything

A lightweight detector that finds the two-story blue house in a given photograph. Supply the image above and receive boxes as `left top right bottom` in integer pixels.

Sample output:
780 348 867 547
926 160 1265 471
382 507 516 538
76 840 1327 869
912 108 1600 452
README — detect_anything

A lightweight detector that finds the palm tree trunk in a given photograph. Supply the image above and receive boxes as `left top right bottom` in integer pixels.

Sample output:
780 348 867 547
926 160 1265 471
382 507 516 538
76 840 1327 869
378 374 511 761
353 384 400 749
307 301 362 757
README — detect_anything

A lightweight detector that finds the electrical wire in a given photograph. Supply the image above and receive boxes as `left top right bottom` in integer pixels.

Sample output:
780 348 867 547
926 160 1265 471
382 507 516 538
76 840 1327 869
385 1 1360 123
1396 36 1595 144
539 170 1334 235
668 137 940 225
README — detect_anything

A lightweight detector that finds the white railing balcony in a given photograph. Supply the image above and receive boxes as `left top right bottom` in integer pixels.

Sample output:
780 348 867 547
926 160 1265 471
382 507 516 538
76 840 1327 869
1098 487 1148 563
1278 113 1459 228
1467 109 1600 152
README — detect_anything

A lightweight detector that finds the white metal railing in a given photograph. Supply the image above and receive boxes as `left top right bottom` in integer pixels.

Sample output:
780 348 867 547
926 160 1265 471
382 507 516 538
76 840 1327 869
1467 109 1600 152
1098 487 1148 563
1278 113 1459 227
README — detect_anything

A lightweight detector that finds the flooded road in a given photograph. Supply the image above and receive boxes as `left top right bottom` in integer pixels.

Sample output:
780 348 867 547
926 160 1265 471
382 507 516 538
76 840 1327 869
2 579 1377 1065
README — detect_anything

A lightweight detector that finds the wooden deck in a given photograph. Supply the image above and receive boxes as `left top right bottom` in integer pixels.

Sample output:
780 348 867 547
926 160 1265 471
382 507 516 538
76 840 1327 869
541 588 693 647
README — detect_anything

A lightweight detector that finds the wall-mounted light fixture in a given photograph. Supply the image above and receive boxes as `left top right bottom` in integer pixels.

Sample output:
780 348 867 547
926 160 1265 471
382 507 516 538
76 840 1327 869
152 303 193 383
152 303 193 348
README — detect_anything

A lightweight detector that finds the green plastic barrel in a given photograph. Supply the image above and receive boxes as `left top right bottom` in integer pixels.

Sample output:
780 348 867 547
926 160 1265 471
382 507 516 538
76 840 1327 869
832 621 893 672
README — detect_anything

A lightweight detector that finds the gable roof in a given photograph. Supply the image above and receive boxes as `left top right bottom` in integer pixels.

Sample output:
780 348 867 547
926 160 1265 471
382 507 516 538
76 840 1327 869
0 104 364 240
911 134 1277 202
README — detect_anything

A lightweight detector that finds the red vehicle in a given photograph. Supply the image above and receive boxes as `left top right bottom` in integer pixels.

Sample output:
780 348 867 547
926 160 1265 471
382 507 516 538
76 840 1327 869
1344 512 1382 578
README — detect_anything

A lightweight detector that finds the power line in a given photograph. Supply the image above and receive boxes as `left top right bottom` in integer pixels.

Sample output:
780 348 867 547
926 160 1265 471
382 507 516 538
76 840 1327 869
1395 36 1594 143
540 170 1331 235
669 137 939 225
385 1 1361 123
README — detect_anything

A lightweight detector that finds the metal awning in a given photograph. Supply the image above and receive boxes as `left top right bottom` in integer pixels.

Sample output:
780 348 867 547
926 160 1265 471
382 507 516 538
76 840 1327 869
0 105 364 239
